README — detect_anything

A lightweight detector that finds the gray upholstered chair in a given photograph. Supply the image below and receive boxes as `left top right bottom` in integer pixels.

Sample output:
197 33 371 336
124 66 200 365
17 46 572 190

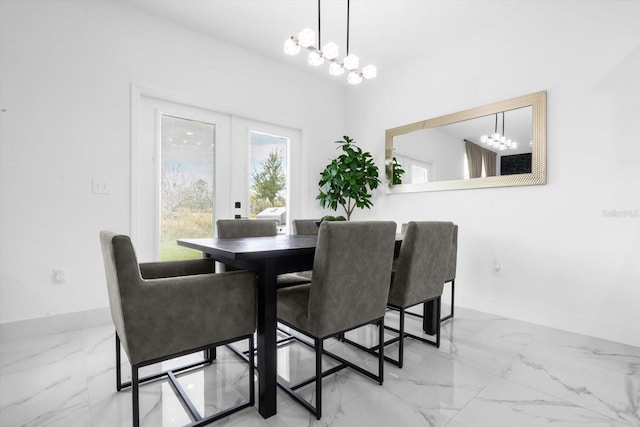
385 221 454 367
216 219 311 288
291 219 320 280
292 219 320 235
399 223 458 324
441 224 458 322
100 231 256 427
276 221 397 419
216 218 278 238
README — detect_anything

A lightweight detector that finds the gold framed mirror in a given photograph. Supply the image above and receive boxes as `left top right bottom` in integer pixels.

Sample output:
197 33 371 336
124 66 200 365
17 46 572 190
385 91 546 193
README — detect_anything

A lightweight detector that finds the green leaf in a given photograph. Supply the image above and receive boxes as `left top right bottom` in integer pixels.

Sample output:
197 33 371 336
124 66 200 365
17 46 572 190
317 135 379 217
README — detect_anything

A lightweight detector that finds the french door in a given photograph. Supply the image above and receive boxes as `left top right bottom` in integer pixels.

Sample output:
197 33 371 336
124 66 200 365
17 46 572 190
132 90 301 261
230 117 301 235
133 93 231 262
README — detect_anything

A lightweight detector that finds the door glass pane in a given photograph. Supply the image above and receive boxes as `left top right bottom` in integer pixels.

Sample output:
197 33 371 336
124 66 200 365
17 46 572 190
248 132 288 231
160 115 215 260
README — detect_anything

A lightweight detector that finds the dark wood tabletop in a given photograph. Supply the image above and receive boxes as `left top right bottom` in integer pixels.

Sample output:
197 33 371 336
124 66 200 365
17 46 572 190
178 234 318 260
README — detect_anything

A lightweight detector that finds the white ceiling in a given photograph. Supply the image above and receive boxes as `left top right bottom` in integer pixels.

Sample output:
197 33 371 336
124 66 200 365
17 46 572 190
122 0 532 83
123 0 537 148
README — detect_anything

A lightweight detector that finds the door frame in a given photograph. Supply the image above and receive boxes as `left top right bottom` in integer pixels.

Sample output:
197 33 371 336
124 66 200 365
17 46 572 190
130 84 305 255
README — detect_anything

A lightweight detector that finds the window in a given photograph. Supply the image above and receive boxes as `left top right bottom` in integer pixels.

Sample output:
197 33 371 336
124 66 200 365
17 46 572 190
160 115 215 260
395 153 432 184
248 131 289 230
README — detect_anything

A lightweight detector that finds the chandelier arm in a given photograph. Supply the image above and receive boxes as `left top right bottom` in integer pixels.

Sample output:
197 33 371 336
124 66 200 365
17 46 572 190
347 0 350 55
283 0 375 83
318 0 321 49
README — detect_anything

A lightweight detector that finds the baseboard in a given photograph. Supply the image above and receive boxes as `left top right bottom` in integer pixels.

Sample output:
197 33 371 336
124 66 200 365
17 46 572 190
458 294 640 348
0 307 112 343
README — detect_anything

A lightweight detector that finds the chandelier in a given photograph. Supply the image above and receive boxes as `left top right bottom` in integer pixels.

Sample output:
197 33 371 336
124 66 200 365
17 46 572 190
480 112 518 151
283 0 376 85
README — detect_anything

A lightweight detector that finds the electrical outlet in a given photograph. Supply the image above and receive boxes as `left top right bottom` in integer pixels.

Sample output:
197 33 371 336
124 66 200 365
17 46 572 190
92 177 112 194
493 259 502 275
53 268 67 285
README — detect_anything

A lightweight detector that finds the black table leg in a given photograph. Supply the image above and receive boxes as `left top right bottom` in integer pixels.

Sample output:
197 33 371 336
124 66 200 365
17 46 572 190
256 259 278 418
422 299 439 335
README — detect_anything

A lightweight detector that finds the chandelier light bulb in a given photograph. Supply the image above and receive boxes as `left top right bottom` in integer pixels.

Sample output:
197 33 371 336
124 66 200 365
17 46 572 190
343 54 360 70
329 62 345 76
362 65 377 79
283 4 377 84
347 71 363 85
298 28 316 48
322 42 340 60
308 50 324 66
283 38 300 55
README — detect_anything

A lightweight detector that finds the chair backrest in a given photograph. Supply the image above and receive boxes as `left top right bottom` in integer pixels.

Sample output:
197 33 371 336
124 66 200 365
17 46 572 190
216 219 277 238
292 219 320 235
446 224 458 282
388 221 454 308
99 230 141 359
307 221 396 338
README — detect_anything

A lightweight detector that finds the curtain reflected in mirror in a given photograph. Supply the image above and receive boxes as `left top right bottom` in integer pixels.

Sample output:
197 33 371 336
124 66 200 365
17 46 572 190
385 91 546 192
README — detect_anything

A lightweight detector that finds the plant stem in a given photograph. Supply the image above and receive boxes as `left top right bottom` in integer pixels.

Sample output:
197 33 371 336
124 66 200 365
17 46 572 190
345 198 353 221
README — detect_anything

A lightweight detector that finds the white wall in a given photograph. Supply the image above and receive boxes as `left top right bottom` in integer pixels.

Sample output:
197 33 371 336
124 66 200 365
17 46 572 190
0 1 344 324
2 0 639 349
346 1 640 347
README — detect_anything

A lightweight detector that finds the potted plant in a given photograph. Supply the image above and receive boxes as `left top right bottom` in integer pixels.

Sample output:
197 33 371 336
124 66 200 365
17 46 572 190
391 156 405 185
317 135 381 221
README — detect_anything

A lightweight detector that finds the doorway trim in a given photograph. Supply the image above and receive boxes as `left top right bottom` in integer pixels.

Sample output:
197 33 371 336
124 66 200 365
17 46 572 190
130 83 306 245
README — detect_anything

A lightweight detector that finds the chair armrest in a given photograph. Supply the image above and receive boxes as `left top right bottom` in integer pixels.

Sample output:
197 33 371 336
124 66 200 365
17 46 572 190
139 258 214 279
122 270 257 365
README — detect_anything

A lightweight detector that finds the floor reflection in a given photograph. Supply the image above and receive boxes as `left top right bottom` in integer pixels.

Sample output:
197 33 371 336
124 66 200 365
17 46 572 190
1 305 638 426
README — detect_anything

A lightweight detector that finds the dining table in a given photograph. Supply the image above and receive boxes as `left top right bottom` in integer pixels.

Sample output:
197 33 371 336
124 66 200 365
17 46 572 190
177 233 439 419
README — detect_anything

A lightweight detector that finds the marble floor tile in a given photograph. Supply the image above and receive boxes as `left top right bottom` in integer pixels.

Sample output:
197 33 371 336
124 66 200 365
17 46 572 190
0 357 89 426
504 328 640 425
447 377 631 427
10 401 93 427
0 330 83 376
1 306 639 427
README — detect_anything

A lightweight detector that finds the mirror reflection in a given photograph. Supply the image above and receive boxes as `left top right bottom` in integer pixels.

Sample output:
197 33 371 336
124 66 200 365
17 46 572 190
393 107 532 184
385 91 546 192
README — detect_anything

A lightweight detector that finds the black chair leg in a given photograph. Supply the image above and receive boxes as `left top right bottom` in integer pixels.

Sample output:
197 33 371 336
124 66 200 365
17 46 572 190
204 347 217 362
378 318 384 384
315 338 323 420
450 280 455 319
249 336 255 406
132 365 140 427
436 296 441 348
398 308 405 369
115 332 122 391
441 280 455 322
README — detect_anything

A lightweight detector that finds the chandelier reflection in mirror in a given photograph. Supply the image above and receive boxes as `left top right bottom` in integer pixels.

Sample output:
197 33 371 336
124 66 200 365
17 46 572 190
284 0 376 85
480 112 518 151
